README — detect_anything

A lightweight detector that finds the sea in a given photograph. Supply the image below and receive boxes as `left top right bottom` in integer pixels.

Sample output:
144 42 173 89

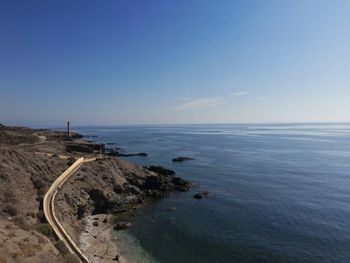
75 123 350 263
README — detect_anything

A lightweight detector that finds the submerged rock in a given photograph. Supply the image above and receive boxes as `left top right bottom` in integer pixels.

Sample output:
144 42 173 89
172 157 194 162
113 222 132 231
193 191 210 199
173 176 192 192
118 152 148 157
105 149 148 157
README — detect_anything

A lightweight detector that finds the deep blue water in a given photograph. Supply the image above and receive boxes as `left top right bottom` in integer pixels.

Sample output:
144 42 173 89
76 123 350 263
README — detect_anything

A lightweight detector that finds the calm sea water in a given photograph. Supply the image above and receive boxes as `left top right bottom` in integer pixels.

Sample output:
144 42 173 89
76 123 350 263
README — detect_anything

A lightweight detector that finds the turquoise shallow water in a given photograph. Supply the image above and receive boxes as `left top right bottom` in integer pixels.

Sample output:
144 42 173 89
76 123 350 263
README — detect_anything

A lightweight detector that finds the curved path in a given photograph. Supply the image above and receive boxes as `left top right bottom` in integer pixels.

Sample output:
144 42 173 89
43 157 96 263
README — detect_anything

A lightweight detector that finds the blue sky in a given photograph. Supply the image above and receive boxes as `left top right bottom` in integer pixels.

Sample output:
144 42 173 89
0 0 349 126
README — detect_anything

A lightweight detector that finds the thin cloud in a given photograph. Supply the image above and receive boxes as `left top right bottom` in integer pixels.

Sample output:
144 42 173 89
231 91 251 97
172 96 191 102
254 96 265 101
173 97 224 110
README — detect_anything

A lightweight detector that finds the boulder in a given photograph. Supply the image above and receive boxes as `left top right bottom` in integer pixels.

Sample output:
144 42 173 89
145 190 168 198
88 189 119 214
144 166 175 176
173 177 192 192
126 185 141 194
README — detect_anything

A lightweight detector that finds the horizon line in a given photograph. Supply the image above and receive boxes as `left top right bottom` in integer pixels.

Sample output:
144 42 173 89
3 121 350 129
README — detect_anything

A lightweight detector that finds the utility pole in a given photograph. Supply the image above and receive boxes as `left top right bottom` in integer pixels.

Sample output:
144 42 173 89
67 121 70 137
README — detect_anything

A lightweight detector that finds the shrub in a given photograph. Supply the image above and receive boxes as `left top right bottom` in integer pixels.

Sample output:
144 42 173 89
3 204 17 216
55 241 80 262
63 254 80 263
67 157 75 166
55 240 70 255
36 223 55 238
32 179 45 189
37 210 46 223
3 190 16 203
13 216 30 231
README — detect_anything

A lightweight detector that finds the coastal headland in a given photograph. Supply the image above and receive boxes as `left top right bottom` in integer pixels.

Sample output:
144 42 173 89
0 125 191 262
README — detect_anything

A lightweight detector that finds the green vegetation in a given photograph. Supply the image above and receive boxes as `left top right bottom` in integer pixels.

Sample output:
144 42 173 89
3 190 16 203
32 178 45 189
67 157 75 166
37 210 46 223
2 190 18 216
55 240 70 255
31 178 47 205
55 240 80 263
13 216 30 231
36 223 55 238
4 204 18 216
63 254 81 263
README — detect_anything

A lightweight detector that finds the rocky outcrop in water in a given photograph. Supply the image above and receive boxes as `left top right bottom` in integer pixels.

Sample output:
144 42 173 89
144 165 176 176
105 148 148 157
172 157 194 162
66 142 105 154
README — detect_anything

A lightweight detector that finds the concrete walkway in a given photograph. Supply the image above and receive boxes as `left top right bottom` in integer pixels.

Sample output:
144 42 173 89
43 157 96 263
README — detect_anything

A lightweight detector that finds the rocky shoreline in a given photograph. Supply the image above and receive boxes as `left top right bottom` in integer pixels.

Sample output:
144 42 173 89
0 125 192 262
55 155 192 262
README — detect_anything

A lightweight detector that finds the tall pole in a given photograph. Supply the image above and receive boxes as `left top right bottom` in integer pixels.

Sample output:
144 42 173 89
67 121 70 137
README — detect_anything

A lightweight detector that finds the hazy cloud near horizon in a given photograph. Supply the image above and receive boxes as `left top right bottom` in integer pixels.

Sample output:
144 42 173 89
172 91 252 110
231 91 251 97
172 97 225 110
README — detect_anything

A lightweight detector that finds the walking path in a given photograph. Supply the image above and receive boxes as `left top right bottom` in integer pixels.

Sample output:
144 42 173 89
43 157 96 263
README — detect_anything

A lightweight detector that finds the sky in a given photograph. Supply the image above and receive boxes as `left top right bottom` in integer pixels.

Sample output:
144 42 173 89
0 0 349 126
